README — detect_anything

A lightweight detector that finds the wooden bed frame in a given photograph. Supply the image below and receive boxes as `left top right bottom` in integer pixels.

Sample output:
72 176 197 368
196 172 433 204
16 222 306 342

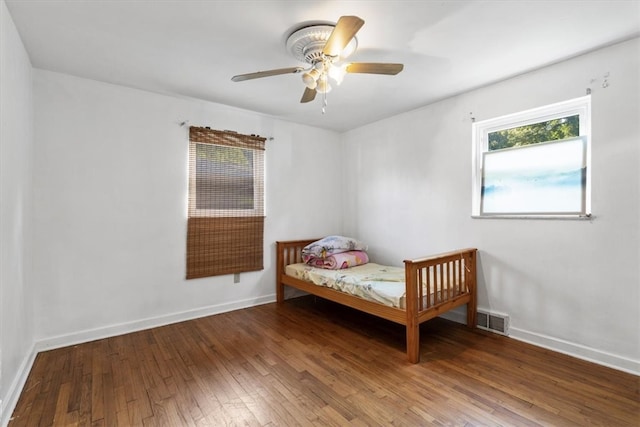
276 239 477 363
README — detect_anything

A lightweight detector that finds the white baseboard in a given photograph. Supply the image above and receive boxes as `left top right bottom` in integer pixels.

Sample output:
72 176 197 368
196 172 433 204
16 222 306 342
440 306 639 376
35 294 277 353
1 343 37 427
509 327 640 376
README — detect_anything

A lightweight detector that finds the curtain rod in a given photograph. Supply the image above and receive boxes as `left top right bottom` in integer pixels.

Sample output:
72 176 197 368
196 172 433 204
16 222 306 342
179 120 273 140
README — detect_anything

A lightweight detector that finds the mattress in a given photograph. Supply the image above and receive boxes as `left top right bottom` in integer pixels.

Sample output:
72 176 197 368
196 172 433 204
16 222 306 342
285 262 466 310
286 262 406 308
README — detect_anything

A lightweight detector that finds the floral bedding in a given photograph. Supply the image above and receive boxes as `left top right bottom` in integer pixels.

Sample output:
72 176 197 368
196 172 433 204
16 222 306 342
285 262 407 308
303 250 369 270
301 235 368 259
285 262 466 310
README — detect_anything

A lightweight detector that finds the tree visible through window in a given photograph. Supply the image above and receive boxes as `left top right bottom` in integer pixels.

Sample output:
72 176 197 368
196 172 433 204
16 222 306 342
488 115 579 151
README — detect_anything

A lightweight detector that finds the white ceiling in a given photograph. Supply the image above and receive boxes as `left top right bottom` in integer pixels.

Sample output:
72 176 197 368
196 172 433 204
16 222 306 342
6 0 640 132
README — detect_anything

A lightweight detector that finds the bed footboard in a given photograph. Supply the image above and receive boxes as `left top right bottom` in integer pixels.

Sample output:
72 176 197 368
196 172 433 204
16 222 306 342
404 248 477 363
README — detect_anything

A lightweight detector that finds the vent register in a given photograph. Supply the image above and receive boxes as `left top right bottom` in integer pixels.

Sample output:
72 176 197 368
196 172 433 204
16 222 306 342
477 310 509 335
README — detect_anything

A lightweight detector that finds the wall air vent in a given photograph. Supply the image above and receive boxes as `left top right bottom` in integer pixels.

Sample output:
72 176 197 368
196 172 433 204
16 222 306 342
477 310 509 335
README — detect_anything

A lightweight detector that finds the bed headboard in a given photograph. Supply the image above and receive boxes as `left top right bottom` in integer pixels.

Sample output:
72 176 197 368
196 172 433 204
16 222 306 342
276 239 317 267
276 239 318 302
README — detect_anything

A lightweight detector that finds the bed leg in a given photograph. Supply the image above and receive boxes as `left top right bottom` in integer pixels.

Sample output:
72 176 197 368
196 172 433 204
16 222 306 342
405 259 420 363
276 281 284 304
276 241 285 304
466 249 477 328
467 302 476 329
406 321 420 363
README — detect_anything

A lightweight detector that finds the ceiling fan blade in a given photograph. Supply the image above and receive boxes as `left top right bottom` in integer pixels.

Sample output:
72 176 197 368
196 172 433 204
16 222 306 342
231 67 304 82
323 16 365 57
300 87 317 103
345 63 404 75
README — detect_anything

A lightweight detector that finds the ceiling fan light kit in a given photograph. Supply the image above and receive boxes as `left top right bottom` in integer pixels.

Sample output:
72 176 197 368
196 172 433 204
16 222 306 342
231 16 403 112
315 75 332 94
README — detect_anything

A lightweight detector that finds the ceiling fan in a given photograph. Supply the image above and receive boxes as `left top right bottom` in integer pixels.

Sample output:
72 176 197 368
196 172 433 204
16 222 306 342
231 16 404 109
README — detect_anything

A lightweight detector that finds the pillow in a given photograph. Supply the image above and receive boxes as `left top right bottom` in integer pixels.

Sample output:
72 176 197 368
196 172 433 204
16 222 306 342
302 235 368 259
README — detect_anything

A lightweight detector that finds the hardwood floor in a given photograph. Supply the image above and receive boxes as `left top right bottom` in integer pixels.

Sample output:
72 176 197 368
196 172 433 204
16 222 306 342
9 296 640 426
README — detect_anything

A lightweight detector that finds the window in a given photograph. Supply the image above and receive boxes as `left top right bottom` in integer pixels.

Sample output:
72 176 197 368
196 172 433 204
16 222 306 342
190 142 263 217
472 96 591 218
186 127 265 279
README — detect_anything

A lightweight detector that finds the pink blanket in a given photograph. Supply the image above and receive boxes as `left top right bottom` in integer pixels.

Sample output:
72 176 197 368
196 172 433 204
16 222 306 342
303 250 369 270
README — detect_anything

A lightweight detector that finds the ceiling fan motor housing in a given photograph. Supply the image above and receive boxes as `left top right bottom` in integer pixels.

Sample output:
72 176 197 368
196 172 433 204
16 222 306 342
302 41 326 63
286 24 357 64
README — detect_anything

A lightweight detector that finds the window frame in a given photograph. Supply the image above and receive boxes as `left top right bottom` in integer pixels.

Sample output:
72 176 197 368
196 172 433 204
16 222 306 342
471 95 591 219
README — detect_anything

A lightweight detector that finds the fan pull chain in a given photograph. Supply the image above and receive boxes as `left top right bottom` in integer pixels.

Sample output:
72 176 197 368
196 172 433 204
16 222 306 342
322 90 327 114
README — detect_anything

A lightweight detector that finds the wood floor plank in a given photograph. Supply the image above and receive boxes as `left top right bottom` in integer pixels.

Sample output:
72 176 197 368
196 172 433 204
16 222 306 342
37 351 68 426
9 296 640 426
52 382 71 426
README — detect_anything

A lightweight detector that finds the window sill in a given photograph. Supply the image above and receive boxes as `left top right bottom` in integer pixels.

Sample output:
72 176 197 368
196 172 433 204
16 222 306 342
471 214 593 220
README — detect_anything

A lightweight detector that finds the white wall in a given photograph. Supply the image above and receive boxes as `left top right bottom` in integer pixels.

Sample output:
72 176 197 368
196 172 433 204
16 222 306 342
0 0 34 423
342 38 640 374
31 70 343 346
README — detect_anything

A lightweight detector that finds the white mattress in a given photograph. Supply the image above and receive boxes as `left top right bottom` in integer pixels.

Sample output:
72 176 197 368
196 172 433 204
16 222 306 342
285 262 465 310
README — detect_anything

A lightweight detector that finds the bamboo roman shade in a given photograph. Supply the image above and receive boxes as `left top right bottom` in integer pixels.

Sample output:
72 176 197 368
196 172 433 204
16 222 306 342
186 127 266 279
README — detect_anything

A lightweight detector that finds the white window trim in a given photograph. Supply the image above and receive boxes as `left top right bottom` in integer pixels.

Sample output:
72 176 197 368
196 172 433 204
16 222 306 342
471 95 592 219
188 141 265 218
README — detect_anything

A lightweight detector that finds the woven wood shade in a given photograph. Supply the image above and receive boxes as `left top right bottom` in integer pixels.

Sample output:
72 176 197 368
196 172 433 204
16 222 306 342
186 127 266 279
